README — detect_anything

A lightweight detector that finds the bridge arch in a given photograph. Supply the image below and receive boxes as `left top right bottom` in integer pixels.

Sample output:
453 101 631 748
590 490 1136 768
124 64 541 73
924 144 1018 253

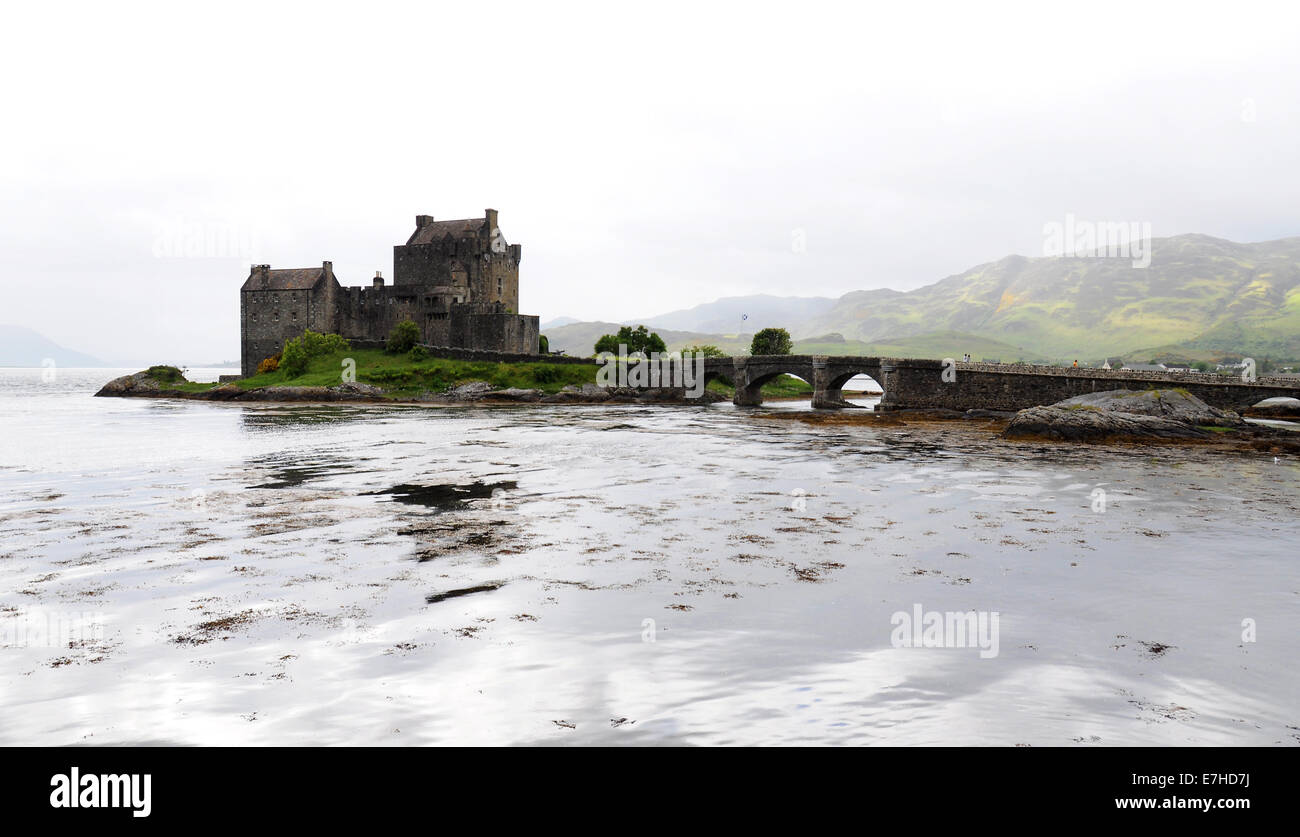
821 365 884 407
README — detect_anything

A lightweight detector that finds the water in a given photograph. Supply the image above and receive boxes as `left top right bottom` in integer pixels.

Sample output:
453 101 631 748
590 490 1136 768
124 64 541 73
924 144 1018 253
0 368 1296 745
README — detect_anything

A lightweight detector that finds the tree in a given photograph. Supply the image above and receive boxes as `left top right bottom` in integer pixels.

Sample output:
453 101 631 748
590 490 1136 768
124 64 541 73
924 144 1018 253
386 319 421 354
538 334 549 354
682 344 727 358
750 327 793 356
593 324 666 356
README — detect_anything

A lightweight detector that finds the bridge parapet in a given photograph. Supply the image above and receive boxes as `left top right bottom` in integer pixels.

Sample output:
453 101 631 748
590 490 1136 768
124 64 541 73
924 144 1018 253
700 355 1300 411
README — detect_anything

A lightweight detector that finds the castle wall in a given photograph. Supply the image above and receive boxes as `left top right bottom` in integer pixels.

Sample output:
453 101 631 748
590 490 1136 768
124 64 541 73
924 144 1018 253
240 288 314 377
448 309 539 354
239 212 535 376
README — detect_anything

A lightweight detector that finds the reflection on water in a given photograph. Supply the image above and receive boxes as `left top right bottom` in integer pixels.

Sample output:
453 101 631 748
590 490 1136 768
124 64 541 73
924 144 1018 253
0 368 1297 746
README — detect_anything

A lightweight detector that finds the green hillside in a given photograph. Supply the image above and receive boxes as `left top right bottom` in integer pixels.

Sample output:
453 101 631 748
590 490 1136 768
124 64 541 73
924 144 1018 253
798 234 1300 362
544 234 1300 363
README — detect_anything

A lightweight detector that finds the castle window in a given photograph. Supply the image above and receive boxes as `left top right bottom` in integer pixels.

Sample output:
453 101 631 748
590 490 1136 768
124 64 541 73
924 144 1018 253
273 311 279 321
497 277 503 296
291 311 297 321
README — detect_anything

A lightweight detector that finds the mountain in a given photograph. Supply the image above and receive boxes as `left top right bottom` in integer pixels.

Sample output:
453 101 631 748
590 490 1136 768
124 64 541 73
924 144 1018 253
542 321 754 356
539 316 582 330
544 234 1300 362
796 234 1300 362
0 324 107 367
629 294 836 334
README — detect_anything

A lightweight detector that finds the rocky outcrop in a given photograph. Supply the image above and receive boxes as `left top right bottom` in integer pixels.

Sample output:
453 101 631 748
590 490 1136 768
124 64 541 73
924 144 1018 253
1243 396 1300 419
1002 389 1245 442
95 371 173 397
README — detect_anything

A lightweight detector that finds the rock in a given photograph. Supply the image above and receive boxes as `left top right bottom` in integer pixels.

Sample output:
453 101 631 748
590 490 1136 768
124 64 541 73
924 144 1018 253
1002 389 1242 443
1243 396 1300 419
335 382 386 397
446 381 495 401
199 384 244 401
95 370 178 397
1051 389 1244 425
483 388 543 402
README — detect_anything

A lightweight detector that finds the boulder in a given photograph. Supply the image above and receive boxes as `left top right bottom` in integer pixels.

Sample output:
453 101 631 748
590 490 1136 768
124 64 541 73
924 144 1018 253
94 371 171 397
1002 389 1242 443
483 388 543 402
1243 396 1300 419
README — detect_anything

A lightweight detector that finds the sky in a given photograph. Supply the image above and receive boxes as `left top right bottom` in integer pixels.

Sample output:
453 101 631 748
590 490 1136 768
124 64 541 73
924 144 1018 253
2 0 1299 364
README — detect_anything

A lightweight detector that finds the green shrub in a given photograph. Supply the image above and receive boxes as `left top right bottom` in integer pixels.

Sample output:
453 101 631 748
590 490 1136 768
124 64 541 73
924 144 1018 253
532 364 562 384
538 334 549 354
750 327 793 356
145 365 185 383
280 330 352 379
408 345 429 362
387 320 421 354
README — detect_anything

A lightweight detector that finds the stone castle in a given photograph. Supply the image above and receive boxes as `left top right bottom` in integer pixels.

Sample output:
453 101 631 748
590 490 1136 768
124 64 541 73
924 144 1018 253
240 209 539 376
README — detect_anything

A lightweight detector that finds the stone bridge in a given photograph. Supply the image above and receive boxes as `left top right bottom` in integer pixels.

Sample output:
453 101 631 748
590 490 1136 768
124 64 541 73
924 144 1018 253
702 355 1300 412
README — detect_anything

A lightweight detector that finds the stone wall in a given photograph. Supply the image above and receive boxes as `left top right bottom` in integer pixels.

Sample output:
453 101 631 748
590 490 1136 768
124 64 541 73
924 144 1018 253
879 359 1300 412
240 288 315 377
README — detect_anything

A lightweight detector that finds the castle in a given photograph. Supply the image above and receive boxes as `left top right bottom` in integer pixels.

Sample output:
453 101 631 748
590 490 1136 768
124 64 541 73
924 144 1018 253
240 210 539 376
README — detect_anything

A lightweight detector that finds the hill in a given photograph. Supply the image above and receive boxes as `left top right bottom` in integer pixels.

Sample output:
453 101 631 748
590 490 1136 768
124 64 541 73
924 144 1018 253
628 294 836 334
0 324 107 367
543 234 1300 362
798 234 1300 362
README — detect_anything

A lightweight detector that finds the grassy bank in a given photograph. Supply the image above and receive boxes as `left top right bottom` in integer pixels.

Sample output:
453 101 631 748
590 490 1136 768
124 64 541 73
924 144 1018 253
165 352 837 400
173 349 599 397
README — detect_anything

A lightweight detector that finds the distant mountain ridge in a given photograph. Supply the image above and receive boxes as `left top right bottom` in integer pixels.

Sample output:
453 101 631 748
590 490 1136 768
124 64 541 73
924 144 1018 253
797 233 1300 361
628 294 836 334
543 234 1300 362
0 324 106 367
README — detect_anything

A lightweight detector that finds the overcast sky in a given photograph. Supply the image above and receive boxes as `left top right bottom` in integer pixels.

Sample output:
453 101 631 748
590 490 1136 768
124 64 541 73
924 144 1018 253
3 0 1299 364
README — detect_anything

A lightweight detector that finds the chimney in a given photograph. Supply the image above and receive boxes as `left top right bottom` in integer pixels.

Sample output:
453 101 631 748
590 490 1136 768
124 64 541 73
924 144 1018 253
485 208 498 234
416 214 434 228
322 260 333 278
373 271 384 289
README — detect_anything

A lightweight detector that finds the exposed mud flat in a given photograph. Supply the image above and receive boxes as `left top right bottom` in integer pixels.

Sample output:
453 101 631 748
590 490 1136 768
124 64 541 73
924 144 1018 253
1 368 1298 746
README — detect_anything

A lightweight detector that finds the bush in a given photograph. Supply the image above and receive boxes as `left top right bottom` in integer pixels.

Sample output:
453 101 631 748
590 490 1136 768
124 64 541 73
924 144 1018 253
279 330 351 378
387 320 421 354
682 344 727 358
408 345 429 362
145 365 185 383
532 364 562 384
538 334 549 354
750 327 793 356
256 354 280 375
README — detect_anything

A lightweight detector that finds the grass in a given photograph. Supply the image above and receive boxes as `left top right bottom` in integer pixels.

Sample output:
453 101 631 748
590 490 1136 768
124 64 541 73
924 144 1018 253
166 348 600 397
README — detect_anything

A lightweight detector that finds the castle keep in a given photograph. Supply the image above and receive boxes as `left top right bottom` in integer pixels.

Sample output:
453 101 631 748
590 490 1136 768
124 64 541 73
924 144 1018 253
240 210 539 376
